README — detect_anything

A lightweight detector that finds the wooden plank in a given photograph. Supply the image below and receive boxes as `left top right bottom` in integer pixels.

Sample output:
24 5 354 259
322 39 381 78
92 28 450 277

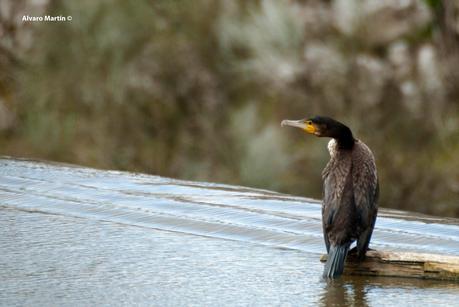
320 250 459 281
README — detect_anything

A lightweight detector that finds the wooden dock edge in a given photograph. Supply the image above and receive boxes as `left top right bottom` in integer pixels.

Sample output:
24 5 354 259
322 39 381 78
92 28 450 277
320 250 459 281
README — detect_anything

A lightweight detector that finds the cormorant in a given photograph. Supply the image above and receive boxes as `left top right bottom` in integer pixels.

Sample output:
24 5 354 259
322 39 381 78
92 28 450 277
281 116 379 278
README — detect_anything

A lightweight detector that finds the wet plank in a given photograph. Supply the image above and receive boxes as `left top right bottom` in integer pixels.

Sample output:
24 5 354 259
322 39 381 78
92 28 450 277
320 250 459 281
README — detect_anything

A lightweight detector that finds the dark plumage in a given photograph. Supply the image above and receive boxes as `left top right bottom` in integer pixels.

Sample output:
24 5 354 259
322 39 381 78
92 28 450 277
281 116 379 279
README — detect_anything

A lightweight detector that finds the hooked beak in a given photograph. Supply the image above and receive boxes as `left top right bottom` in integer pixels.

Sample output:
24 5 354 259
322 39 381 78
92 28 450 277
281 119 317 134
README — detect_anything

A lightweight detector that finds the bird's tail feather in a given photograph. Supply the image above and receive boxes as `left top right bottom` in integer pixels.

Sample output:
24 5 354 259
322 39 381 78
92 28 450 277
323 244 350 278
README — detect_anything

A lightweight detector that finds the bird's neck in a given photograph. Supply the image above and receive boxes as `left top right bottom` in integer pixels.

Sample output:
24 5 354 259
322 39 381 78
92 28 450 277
335 127 355 150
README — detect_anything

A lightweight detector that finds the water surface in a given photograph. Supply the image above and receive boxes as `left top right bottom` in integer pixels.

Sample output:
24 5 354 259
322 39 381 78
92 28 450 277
0 158 458 306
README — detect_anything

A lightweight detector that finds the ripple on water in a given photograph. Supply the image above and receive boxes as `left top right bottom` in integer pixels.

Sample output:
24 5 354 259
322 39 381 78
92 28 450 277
1 158 459 306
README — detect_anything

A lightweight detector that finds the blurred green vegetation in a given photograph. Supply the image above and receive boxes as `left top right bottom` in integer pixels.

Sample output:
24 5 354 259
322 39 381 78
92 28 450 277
1 0 459 217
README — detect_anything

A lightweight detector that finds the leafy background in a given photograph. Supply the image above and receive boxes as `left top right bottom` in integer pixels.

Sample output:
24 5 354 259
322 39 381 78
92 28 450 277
1 0 459 217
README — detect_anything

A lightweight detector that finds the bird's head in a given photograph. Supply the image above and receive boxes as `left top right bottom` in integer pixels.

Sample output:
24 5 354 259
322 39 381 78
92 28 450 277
281 116 338 137
281 116 355 148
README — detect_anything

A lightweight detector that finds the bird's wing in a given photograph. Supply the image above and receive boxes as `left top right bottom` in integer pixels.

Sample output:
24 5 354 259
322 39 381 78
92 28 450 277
352 142 379 257
322 153 352 251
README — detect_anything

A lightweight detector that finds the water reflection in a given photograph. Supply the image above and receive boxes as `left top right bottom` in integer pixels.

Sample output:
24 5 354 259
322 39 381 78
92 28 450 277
320 278 369 307
319 275 459 307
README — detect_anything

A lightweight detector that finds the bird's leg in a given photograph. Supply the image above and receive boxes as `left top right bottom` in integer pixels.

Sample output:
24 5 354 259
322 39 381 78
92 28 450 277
348 246 369 262
348 246 358 255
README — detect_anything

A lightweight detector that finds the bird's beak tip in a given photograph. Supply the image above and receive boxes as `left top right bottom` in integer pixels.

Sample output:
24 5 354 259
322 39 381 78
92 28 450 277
281 119 304 129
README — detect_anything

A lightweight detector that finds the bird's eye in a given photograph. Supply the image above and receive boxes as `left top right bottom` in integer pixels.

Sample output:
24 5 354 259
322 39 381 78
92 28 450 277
306 121 312 125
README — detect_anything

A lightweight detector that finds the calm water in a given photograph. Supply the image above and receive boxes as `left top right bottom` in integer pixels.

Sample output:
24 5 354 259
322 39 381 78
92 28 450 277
0 158 458 306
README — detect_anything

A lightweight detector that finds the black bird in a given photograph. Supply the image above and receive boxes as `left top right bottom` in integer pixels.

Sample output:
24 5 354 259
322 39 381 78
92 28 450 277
281 116 378 278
